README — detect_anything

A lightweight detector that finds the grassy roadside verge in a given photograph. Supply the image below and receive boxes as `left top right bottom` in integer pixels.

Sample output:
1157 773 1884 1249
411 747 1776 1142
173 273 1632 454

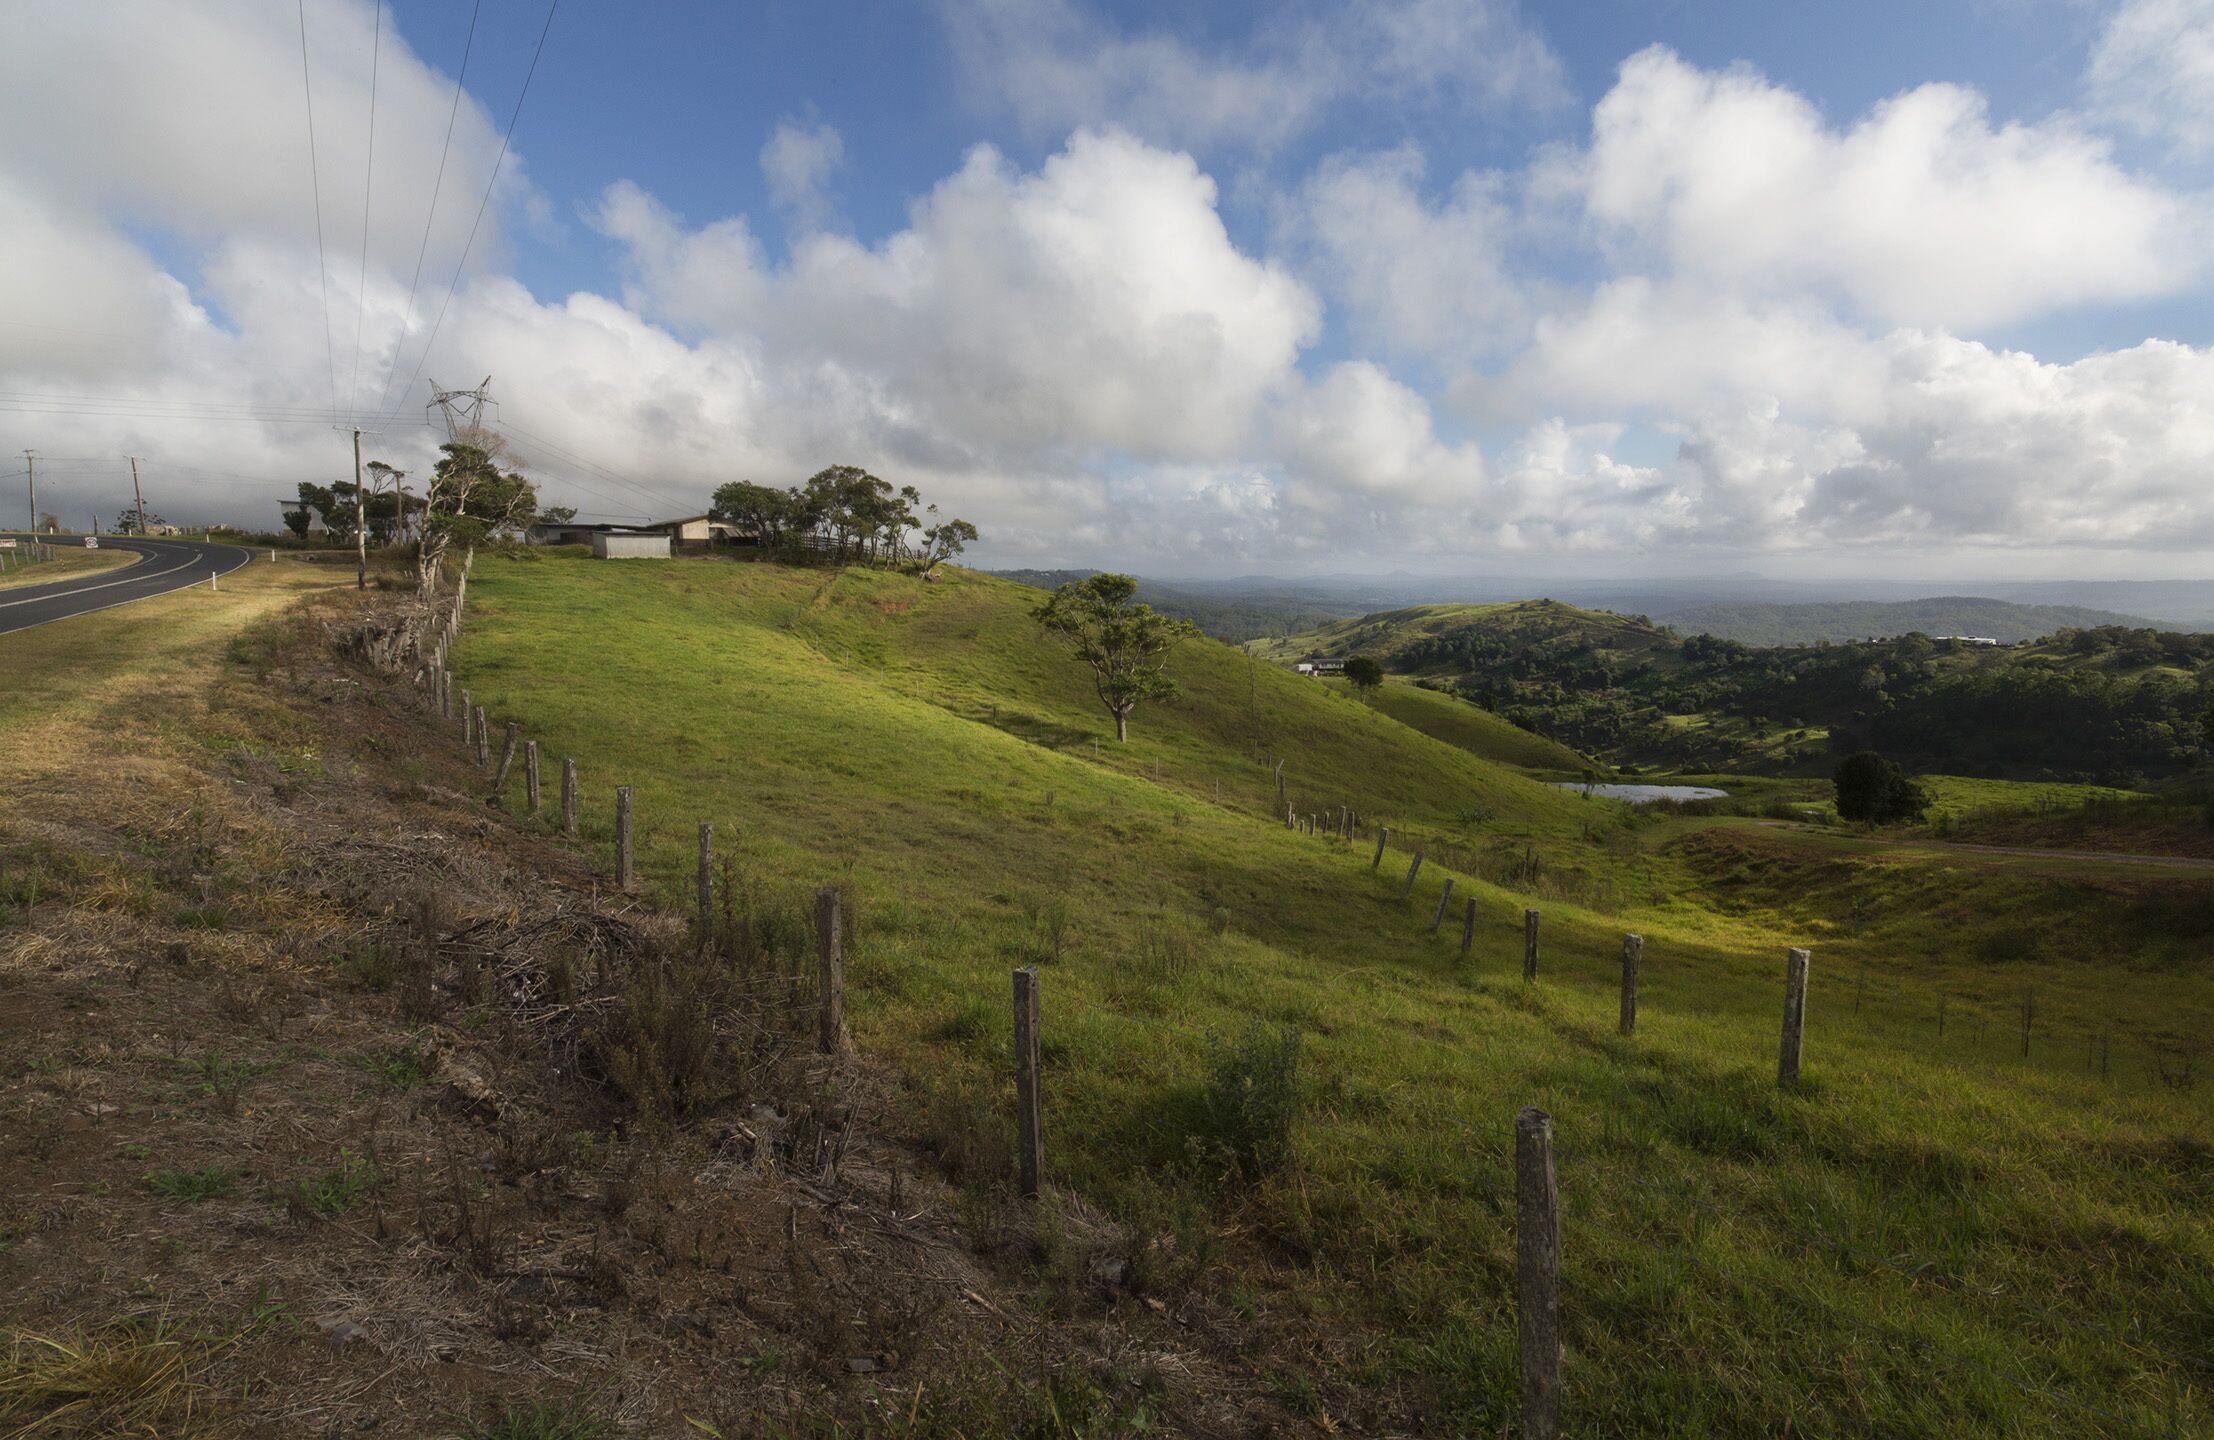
0 545 135 591
1 567 1294 1436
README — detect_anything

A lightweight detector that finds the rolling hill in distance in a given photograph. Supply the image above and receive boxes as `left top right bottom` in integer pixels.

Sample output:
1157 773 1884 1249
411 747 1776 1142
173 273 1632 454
996 570 2201 644
1652 596 2169 645
1258 598 2214 783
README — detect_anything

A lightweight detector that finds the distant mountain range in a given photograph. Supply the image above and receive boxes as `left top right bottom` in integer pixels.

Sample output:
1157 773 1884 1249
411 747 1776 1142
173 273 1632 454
1653 597 2168 645
993 569 2203 644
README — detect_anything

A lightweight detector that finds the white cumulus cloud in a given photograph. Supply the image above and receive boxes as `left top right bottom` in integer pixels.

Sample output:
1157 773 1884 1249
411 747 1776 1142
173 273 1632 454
1555 46 2203 330
2089 0 2214 156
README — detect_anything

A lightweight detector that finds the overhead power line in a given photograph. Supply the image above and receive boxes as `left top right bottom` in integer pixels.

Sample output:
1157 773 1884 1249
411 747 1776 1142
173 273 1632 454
373 0 559 430
372 0 481 423
346 0 384 422
297 0 339 415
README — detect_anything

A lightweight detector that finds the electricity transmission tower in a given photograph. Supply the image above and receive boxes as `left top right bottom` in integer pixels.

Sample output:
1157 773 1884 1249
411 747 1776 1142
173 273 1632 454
427 376 497 442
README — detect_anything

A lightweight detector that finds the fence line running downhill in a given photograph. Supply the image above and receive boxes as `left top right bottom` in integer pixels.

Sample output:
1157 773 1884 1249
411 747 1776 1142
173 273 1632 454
402 593 2201 1439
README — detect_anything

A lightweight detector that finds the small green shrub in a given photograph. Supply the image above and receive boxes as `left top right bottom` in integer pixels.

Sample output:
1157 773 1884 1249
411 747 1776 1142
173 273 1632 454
1199 1023 1301 1178
274 1150 369 1220
345 1045 432 1088
453 1393 617 1440
142 1165 245 1204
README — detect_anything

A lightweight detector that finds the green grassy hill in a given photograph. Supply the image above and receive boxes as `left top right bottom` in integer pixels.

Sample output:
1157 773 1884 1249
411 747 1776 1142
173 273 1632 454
1254 597 1675 672
1359 676 1599 773
451 552 2212 1435
1269 598 2214 783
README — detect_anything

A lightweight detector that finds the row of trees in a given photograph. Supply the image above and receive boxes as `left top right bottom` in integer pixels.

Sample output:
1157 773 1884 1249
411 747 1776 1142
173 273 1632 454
291 446 981 604
710 466 975 569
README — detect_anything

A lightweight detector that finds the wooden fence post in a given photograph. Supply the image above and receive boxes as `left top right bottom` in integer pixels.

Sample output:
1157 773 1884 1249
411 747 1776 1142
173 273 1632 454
561 758 578 836
524 741 540 814
1286 803 1295 830
1937 994 1947 1038
1779 947 1811 1088
817 886 848 1055
473 707 489 767
615 786 635 890
492 723 519 793
1430 878 1456 933
1372 827 1389 869
1401 850 1424 898
696 822 713 936
1516 1106 1561 1440
1620 933 1642 1035
2020 988 2034 1059
1014 966 1042 1199
459 690 473 742
1523 909 1540 982
1460 896 1477 960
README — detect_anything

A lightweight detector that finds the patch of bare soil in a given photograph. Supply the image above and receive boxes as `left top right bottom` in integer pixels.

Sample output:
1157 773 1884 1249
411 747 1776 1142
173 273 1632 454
0 591 1311 1438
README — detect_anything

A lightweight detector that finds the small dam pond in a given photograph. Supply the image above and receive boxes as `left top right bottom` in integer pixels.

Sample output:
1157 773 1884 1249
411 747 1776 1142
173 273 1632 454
1553 782 1730 803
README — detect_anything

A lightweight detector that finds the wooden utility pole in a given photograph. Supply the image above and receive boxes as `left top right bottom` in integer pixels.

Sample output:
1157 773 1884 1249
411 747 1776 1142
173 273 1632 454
128 456 147 537
352 428 366 590
21 451 35 533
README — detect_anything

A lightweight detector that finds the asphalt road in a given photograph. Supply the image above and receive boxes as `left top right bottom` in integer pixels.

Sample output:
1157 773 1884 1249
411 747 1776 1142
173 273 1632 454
0 534 254 636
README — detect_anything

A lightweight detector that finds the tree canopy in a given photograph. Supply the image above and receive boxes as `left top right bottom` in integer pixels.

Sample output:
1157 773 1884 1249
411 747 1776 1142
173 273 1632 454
1032 573 1200 742
1345 655 1385 695
709 466 976 569
416 443 537 595
1832 750 1931 825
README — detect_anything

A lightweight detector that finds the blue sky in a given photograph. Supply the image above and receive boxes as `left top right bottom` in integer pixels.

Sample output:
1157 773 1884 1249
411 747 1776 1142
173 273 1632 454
400 0 2172 342
3 0 2212 575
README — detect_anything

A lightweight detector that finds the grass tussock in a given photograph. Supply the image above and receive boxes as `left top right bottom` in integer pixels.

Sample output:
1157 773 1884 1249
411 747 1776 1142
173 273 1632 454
0 1319 221 1438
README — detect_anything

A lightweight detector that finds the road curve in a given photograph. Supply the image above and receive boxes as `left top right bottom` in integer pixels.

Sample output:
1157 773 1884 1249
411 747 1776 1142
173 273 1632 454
0 535 254 637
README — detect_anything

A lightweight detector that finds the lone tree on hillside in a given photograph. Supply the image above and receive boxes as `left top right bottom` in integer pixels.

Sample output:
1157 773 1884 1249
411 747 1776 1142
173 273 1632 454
1345 654 1384 697
1032 573 1199 742
1833 749 1931 825
920 514 978 570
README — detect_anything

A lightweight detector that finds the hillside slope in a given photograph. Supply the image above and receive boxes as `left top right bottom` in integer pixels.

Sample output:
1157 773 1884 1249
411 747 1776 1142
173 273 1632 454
449 552 2213 1436
1270 597 2214 782
1253 598 1672 672
1359 676 1598 773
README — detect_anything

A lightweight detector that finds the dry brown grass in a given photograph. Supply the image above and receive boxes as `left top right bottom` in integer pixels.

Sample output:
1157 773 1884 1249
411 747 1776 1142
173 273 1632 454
0 1317 222 1438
